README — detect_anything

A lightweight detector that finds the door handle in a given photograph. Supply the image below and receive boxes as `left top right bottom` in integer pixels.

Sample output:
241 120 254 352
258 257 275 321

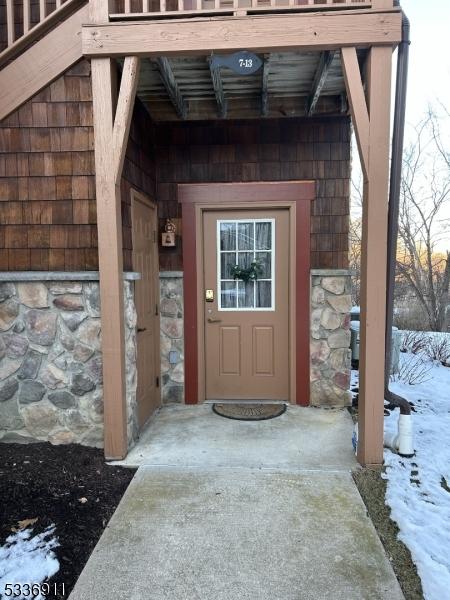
137 327 147 332
207 317 222 323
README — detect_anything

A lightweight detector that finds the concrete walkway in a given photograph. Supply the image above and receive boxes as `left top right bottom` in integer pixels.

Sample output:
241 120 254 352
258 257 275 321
69 405 404 600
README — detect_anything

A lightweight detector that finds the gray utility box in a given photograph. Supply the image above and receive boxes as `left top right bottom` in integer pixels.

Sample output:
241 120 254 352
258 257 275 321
350 307 401 374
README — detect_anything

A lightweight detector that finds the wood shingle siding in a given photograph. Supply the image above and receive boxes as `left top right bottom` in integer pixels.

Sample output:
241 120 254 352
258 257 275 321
0 60 95 270
0 59 156 271
155 117 350 271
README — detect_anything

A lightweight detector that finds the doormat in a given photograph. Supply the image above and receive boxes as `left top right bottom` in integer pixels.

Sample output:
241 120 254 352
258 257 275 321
212 403 286 421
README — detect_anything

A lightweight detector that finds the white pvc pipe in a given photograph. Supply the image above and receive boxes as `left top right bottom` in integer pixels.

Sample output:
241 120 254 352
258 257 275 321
384 413 414 457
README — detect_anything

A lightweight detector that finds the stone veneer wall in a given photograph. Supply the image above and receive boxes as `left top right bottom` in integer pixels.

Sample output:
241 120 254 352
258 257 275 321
159 273 184 404
310 270 352 406
0 275 138 447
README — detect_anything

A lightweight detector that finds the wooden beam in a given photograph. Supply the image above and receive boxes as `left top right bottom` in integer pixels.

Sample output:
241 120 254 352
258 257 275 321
357 46 392 466
341 46 369 178
0 4 87 121
145 95 344 121
112 56 140 185
142 94 343 121
91 57 134 460
82 11 402 57
155 57 188 119
209 58 227 119
261 54 270 116
307 50 335 117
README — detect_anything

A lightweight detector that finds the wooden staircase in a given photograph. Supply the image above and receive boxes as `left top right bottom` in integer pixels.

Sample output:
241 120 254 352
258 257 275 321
0 1 88 121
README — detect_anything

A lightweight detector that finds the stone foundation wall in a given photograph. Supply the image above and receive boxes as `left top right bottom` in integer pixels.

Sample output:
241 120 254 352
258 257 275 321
310 270 352 406
0 276 138 447
160 273 184 404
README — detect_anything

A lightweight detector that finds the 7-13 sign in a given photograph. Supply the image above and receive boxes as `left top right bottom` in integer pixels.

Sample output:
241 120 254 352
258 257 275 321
210 51 263 75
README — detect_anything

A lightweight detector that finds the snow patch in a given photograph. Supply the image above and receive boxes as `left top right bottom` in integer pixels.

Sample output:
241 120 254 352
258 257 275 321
384 353 450 600
0 526 59 600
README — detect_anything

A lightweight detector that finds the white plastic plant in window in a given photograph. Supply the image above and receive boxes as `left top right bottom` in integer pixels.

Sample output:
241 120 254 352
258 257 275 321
217 219 275 311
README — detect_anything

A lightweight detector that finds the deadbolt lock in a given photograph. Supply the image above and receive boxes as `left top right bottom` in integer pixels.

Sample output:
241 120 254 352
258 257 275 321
205 289 214 302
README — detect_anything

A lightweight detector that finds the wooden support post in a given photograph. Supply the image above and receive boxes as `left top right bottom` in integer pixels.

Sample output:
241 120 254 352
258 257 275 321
358 46 392 466
91 56 140 459
307 50 335 117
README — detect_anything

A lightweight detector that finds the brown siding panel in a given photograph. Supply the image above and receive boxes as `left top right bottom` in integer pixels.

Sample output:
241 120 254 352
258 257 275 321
155 117 350 271
0 59 156 271
0 60 95 270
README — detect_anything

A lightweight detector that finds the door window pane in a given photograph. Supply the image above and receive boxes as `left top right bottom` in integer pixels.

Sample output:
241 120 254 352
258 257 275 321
218 219 274 310
255 251 271 278
237 222 254 250
221 282 237 308
238 252 253 271
220 222 236 251
221 252 237 279
238 281 254 308
256 281 272 308
255 222 272 250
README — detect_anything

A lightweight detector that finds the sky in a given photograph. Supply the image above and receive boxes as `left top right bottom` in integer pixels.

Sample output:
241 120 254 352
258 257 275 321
398 0 450 134
351 0 450 230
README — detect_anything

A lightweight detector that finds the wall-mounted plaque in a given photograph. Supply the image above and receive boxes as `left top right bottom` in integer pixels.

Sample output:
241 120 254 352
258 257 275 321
210 51 263 75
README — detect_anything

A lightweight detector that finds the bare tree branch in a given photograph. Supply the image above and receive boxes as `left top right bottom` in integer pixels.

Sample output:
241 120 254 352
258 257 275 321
350 107 450 330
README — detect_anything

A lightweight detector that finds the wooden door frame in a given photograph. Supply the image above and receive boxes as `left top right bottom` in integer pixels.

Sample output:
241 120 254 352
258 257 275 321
178 181 315 406
130 188 161 426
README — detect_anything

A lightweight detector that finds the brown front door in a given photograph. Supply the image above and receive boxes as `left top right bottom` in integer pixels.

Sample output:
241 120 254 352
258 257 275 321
203 209 290 401
131 191 160 427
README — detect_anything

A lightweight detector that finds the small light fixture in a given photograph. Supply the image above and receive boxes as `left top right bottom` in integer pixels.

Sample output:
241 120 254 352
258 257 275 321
161 218 176 247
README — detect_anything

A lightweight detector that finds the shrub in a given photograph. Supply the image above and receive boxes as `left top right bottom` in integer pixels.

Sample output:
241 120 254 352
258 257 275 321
424 334 450 366
400 331 428 355
391 353 433 386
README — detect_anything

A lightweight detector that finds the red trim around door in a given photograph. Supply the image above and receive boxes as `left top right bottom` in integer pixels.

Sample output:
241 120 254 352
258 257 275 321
179 181 314 406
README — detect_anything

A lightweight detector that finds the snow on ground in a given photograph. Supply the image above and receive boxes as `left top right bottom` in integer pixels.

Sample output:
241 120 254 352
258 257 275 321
384 351 450 600
0 526 59 600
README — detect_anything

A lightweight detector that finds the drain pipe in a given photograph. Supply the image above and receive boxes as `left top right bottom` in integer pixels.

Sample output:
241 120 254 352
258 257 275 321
384 9 414 457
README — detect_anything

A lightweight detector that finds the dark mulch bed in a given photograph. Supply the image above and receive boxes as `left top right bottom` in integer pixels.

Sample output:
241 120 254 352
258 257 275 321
0 442 136 599
353 467 424 600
